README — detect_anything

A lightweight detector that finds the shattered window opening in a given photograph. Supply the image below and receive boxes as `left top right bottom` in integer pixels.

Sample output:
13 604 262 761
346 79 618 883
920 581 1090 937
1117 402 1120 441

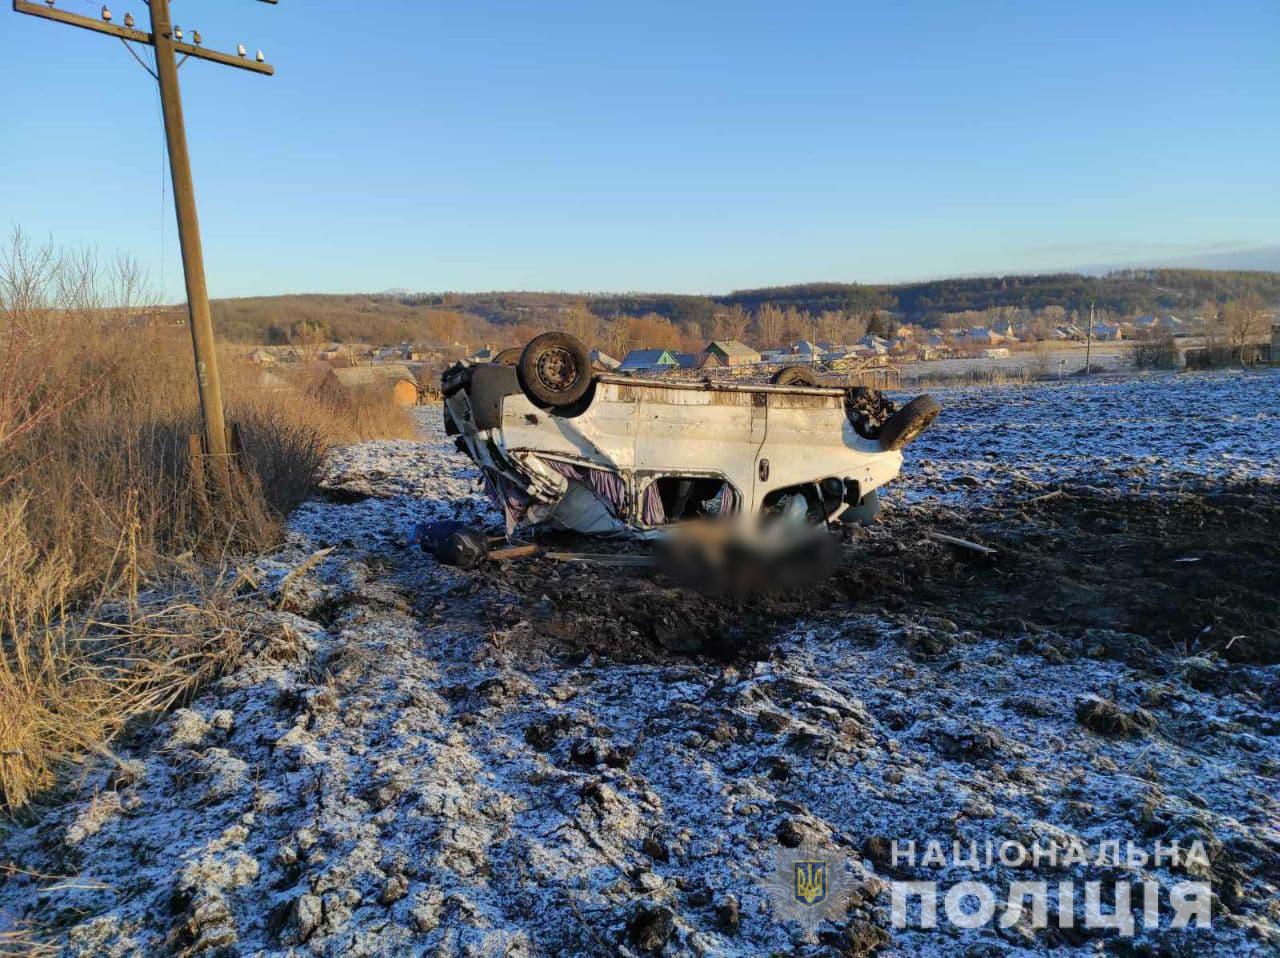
648 476 741 525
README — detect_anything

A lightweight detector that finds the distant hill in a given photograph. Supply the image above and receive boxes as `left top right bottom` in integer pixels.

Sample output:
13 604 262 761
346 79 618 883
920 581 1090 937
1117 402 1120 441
715 269 1280 322
210 268 1280 346
1079 246 1280 276
432 270 1280 323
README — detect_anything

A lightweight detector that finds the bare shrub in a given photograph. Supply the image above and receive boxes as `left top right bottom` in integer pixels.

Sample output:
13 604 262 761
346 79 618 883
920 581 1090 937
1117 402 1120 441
0 230 412 810
1129 329 1179 369
1223 295 1266 352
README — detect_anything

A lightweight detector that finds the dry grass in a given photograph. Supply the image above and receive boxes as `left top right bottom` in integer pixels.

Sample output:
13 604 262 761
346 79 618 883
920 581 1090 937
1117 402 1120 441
315 382 419 443
0 925 57 958
0 500 254 809
0 232 413 812
904 366 1043 389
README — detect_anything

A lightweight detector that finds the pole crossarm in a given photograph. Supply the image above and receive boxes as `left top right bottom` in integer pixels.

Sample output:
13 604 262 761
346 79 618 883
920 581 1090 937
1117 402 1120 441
13 1 150 42
12 0 274 75
174 38 273 75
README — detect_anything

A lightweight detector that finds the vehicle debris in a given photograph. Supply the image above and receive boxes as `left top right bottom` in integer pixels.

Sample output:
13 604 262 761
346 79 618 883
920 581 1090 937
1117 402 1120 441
925 531 998 556
543 551 658 568
435 528 540 571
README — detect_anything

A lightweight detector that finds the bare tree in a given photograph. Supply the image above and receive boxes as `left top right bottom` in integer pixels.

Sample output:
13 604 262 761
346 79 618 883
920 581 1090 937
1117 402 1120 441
557 307 600 348
601 319 630 360
815 310 846 344
1201 301 1228 363
1222 295 1266 354
0 229 151 457
782 307 811 344
290 322 329 355
0 227 58 326
754 304 785 347
712 306 750 342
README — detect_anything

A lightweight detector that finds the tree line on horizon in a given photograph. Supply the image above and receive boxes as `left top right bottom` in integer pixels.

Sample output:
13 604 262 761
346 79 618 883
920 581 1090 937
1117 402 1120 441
209 268 1280 353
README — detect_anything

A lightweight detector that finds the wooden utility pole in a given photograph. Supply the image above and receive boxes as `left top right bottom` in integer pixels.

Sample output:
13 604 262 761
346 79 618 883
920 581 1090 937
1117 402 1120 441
11 0 275 487
1085 300 1095 377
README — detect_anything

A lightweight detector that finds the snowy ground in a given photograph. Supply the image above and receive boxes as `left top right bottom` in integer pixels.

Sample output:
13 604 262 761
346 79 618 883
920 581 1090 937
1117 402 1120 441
3 371 1278 956
891 368 1280 504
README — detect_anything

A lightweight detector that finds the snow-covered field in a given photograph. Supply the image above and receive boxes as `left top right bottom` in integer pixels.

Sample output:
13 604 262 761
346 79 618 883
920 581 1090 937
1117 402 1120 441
3 371 1278 956
893 368 1280 504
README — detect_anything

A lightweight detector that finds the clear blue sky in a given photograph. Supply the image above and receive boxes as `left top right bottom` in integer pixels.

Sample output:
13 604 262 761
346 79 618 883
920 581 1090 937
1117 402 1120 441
3 0 1277 299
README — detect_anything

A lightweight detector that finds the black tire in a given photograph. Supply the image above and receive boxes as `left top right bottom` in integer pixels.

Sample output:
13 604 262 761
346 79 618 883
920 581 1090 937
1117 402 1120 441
878 395 941 450
517 332 593 409
492 347 522 366
440 362 472 398
771 365 821 386
468 363 521 430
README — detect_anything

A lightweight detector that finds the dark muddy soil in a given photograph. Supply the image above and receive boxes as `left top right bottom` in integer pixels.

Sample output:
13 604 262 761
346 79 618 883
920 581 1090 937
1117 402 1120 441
914 484 1280 665
472 485 1280 668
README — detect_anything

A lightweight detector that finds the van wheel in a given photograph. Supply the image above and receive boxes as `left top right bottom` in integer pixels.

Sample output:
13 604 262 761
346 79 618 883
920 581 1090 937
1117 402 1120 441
772 365 821 386
878 395 941 450
517 332 593 409
492 347 521 365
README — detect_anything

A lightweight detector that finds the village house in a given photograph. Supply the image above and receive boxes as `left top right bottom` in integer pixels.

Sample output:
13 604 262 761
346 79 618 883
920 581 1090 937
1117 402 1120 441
319 365 420 407
956 327 1006 347
704 340 761 366
1133 315 1191 337
618 348 680 372
317 344 359 365
675 351 724 370
318 351 354 369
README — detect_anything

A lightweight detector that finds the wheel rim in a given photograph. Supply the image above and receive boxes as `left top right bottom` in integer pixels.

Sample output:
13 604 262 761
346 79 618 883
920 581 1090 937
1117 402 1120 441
535 346 579 392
